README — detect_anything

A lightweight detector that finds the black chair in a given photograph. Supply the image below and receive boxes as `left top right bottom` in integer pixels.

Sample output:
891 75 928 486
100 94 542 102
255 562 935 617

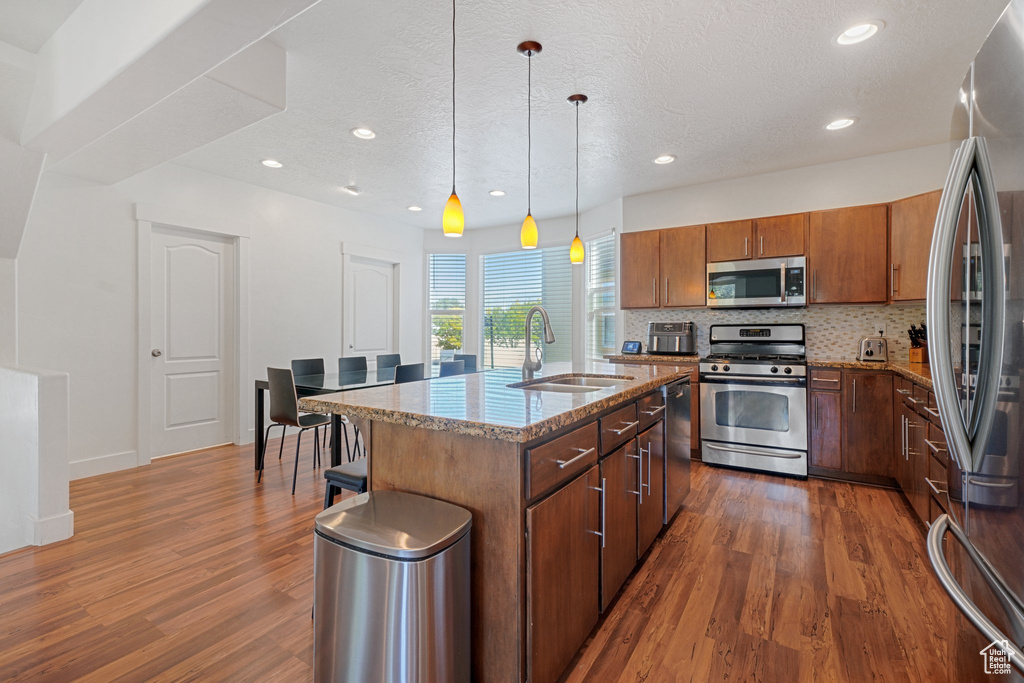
376 353 402 370
394 363 425 384
323 460 368 508
263 368 330 494
439 360 465 377
338 356 368 373
291 358 325 377
454 354 477 372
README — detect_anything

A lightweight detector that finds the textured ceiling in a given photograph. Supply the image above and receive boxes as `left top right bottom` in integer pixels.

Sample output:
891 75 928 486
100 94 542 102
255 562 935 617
177 1 1004 228
0 0 85 53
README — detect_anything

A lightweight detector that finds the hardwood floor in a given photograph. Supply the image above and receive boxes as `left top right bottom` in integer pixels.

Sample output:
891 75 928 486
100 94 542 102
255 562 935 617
0 445 954 681
567 463 954 682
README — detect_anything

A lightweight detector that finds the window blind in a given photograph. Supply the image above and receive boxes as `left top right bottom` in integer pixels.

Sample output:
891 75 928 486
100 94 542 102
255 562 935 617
585 234 616 362
428 254 467 364
480 247 572 369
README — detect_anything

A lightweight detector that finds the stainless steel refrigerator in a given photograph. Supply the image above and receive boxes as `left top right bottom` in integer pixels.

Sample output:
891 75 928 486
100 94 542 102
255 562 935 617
927 0 1024 677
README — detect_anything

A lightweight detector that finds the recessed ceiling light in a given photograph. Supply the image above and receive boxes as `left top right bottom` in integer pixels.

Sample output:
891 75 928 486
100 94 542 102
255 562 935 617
261 159 283 168
351 128 376 139
654 155 676 164
835 21 883 46
408 205 423 212
341 185 361 196
489 190 506 197
825 118 856 130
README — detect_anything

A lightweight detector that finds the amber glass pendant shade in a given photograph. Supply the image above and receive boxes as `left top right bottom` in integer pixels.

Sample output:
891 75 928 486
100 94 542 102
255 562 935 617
443 191 464 237
570 235 584 263
521 213 538 249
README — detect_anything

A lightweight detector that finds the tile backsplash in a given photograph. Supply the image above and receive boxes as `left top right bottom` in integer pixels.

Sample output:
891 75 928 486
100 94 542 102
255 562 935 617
624 304 928 361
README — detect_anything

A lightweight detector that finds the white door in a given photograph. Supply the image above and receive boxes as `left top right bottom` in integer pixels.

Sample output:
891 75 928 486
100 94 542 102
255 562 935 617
343 256 396 364
150 228 234 457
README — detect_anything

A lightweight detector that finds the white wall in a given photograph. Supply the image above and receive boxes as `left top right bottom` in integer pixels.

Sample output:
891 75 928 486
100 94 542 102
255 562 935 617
16 163 424 478
622 143 951 232
0 258 16 365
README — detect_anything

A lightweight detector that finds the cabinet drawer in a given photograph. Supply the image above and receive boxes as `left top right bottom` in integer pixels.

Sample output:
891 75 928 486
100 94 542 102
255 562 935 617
921 390 941 423
600 403 639 455
637 391 666 431
927 454 948 518
894 376 913 399
809 368 842 391
926 422 948 468
525 423 599 500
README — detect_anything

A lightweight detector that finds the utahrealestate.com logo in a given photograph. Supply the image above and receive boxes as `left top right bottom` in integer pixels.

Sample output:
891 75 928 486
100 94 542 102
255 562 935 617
981 640 1014 675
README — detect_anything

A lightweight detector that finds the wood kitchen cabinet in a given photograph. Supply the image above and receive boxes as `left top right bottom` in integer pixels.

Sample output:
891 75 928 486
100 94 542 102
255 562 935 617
754 213 807 258
599 441 639 610
808 204 889 303
660 225 706 307
526 465 601 683
906 407 930 523
637 421 665 557
809 390 842 470
706 220 753 262
890 190 941 301
620 230 661 308
843 371 894 478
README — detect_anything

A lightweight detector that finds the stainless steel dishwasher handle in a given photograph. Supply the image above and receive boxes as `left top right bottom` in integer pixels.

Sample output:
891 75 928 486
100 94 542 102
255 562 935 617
611 420 639 435
556 447 595 469
927 514 1024 673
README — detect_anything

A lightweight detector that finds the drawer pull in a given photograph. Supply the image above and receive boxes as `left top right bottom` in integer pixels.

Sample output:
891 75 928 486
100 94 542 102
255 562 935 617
906 397 923 405
896 389 912 395
556 447 596 469
924 407 941 418
640 405 665 416
925 439 947 455
814 378 840 383
925 478 948 497
611 420 639 435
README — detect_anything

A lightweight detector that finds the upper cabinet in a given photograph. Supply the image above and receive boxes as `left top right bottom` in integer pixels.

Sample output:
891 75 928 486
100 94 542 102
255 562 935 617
706 220 753 262
890 190 941 301
661 225 706 307
754 213 806 258
808 204 889 304
620 231 661 308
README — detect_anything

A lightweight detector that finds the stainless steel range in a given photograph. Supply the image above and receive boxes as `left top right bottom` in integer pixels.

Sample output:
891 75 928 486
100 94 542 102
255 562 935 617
699 323 808 477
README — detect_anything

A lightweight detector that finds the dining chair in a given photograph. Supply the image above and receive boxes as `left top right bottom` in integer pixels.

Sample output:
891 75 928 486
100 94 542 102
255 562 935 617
338 356 368 373
291 358 331 452
453 354 477 372
439 360 465 377
394 363 425 384
376 353 402 370
264 367 330 494
323 459 368 508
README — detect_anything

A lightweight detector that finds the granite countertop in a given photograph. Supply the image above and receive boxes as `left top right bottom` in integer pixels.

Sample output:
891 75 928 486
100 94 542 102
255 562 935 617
298 362 691 443
810 360 933 388
604 353 700 363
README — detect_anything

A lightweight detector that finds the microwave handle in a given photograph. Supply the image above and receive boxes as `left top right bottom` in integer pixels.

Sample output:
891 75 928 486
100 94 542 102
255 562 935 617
780 263 786 303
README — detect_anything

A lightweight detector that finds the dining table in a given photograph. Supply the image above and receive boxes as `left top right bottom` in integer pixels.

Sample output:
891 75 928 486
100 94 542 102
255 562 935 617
253 366 482 469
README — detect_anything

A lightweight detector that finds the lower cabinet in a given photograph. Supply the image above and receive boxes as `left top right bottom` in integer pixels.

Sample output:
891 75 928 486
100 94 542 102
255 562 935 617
906 404 930 522
637 421 665 558
599 440 639 610
843 371 893 477
809 390 842 470
526 465 601 683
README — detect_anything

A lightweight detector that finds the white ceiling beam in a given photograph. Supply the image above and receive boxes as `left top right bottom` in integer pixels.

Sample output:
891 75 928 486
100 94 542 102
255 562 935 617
49 39 286 185
0 137 45 259
0 39 35 72
21 0 319 162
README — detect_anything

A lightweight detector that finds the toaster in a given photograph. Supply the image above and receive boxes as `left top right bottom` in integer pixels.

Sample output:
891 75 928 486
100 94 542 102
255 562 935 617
857 337 888 362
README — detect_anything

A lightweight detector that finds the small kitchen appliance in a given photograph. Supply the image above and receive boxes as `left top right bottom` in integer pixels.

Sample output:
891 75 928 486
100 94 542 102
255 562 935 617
857 337 889 362
647 322 695 355
706 256 806 308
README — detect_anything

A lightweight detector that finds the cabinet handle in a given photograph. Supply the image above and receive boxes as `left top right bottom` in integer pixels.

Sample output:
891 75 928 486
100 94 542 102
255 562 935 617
556 447 595 469
652 278 657 304
924 406 941 419
640 405 665 416
896 389 911 395
925 478 948 497
902 415 908 460
744 236 748 256
925 439 947 455
760 235 764 256
588 478 606 548
906 397 923 405
638 445 645 503
815 378 840 384
646 441 652 495
852 378 857 413
611 420 639 435
891 264 899 296
626 452 642 497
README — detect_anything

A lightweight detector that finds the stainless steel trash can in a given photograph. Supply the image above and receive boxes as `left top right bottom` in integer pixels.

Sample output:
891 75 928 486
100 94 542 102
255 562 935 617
313 490 472 682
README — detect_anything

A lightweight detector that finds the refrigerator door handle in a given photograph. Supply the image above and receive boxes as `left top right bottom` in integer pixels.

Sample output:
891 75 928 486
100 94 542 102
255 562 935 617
928 514 1024 674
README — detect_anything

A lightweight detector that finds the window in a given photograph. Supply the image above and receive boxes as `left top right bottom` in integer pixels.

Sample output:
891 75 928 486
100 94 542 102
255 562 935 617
584 234 616 362
481 247 572 369
428 254 466 367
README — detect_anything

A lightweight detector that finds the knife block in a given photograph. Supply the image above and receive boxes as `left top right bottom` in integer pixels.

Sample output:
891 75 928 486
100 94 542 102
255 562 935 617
909 347 929 364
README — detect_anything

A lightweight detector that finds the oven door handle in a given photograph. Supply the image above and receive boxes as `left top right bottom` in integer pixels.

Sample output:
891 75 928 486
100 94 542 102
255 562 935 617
703 442 804 459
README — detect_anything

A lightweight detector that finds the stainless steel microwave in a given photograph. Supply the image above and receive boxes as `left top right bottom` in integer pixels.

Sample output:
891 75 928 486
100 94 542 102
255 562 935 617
706 256 806 308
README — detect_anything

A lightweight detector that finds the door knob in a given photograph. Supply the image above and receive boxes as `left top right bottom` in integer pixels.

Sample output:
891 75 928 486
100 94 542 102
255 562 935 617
151 349 162 357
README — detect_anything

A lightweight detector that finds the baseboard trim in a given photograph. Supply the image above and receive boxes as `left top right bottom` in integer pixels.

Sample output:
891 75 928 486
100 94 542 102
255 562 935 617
27 510 74 545
70 450 138 480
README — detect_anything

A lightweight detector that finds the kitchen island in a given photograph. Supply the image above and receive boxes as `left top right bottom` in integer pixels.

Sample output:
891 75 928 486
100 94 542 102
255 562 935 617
300 362 691 682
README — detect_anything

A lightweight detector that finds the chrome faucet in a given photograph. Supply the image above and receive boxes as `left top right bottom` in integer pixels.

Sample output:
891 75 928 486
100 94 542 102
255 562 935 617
522 305 556 380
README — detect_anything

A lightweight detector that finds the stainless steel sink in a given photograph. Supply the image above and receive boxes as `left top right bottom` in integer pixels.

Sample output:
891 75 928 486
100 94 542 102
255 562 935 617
508 374 634 392
518 383 602 393
544 376 627 387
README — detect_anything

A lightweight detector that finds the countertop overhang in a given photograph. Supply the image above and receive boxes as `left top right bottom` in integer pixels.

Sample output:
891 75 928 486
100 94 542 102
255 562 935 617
299 362 690 443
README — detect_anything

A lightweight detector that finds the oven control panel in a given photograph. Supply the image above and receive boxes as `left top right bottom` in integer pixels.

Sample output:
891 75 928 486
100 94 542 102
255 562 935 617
699 362 807 378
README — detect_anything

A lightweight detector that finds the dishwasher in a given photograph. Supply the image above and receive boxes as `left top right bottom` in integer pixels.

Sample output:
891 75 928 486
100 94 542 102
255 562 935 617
663 377 692 521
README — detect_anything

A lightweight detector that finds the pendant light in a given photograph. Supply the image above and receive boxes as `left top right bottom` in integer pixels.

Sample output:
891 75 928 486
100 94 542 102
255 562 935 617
518 41 542 249
568 94 587 264
442 0 464 237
